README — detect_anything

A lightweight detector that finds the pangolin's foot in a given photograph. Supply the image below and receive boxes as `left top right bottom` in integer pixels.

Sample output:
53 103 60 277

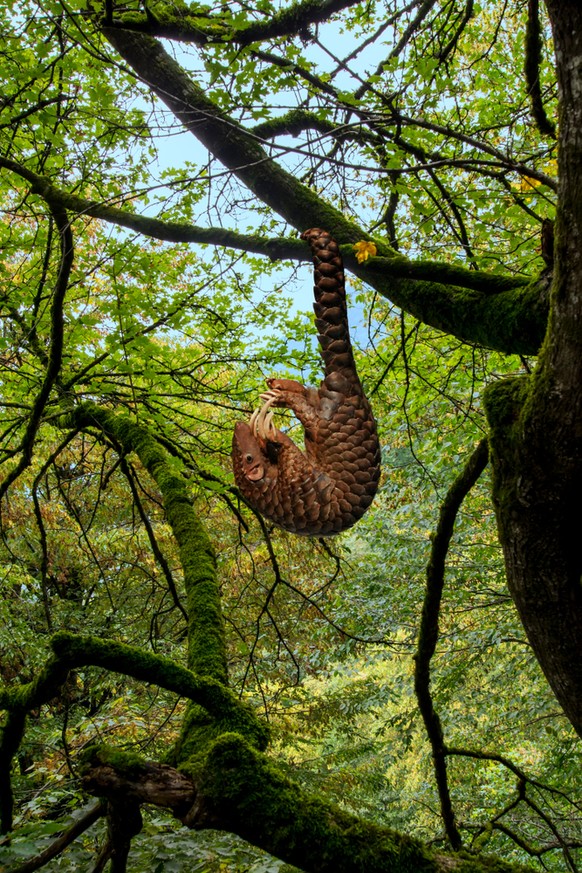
249 395 277 440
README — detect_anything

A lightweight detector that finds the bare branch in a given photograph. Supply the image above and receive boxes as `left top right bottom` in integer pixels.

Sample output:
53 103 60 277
414 439 489 850
0 203 74 501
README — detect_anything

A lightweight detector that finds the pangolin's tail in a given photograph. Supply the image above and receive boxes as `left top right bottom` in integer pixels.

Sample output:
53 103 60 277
300 228 358 384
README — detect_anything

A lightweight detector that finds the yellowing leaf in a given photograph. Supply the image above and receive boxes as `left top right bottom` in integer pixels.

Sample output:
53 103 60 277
353 240 377 263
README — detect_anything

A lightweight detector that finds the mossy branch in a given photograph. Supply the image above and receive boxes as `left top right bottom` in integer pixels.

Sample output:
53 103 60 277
0 155 526 292
0 632 268 749
0 626 267 831
101 28 548 354
58 403 274 758
63 402 226 684
78 733 538 873
101 0 361 47
1 155 544 353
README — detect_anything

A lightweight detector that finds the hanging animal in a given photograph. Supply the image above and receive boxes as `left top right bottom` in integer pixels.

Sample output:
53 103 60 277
232 228 381 536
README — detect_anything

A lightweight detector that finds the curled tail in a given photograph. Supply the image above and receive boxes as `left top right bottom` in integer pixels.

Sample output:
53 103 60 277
301 229 358 385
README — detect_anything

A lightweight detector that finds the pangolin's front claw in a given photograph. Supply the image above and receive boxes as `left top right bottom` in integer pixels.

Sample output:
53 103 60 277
262 409 275 438
249 396 277 440
258 388 281 404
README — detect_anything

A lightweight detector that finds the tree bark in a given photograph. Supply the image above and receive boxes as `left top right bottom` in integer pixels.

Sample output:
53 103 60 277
485 1 582 738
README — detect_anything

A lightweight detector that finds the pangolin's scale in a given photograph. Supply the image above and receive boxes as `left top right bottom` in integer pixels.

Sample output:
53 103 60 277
232 228 381 535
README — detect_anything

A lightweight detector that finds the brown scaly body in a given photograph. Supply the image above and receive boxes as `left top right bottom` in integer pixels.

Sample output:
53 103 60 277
232 228 381 536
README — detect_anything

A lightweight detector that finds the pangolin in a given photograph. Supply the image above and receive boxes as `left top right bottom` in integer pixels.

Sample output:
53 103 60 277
231 228 381 536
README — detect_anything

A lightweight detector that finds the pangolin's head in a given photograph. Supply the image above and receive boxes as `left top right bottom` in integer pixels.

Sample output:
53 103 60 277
232 422 267 482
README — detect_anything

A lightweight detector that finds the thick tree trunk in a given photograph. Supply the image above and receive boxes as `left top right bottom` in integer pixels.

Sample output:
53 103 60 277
485 2 582 738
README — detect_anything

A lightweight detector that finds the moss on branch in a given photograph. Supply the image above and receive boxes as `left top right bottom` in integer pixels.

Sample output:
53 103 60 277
352 266 545 356
102 0 361 47
56 403 275 757
75 732 539 873
65 402 225 684
79 745 198 819
55 632 269 749
0 632 268 750
181 733 537 873
101 29 546 354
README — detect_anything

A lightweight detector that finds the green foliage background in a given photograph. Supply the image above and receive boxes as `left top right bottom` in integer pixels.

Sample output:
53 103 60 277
0 0 579 870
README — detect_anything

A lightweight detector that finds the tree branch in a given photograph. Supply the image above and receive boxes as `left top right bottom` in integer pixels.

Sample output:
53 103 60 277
5 802 105 873
0 203 73 501
51 34 548 354
65 403 226 684
0 631 268 750
78 735 539 873
103 0 362 47
524 0 556 138
0 153 544 354
414 439 489 851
